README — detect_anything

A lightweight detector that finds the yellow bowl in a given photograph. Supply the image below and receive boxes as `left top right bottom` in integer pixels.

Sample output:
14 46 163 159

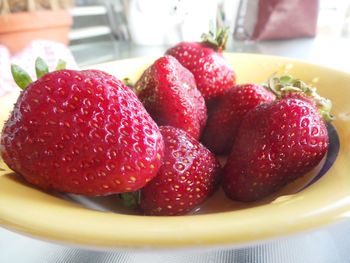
0 53 349 250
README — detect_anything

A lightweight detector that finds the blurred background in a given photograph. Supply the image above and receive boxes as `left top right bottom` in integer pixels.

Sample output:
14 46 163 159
0 0 349 72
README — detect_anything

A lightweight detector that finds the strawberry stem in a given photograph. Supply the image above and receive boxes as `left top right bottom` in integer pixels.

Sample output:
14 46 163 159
11 64 33 90
201 27 229 52
35 57 49 79
119 191 141 209
267 75 333 122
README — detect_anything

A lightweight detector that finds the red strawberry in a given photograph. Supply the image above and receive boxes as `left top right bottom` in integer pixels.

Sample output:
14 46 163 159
201 84 275 154
222 76 332 202
140 126 221 216
166 28 236 101
0 59 164 195
135 55 206 139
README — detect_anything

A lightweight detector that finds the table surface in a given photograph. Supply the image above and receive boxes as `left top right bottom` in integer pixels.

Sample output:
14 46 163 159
1 219 350 263
70 36 350 73
1 36 350 263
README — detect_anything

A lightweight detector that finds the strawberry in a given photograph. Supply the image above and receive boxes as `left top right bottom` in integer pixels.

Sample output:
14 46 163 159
165 28 236 101
201 84 275 154
140 126 221 216
0 58 164 195
222 76 332 202
134 55 206 139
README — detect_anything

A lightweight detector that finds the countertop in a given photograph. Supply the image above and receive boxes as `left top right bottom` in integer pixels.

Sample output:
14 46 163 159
70 37 350 73
1 218 350 263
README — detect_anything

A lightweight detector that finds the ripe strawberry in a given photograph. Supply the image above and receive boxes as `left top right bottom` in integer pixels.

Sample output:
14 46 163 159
134 55 206 139
140 126 221 216
222 76 332 202
166 28 236 101
201 84 275 154
0 59 164 195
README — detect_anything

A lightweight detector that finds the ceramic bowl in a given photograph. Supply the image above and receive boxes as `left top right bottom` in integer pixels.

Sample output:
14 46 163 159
0 53 349 250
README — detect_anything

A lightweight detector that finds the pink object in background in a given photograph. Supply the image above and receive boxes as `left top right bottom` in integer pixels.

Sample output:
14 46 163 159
0 40 78 96
234 0 319 41
252 0 319 40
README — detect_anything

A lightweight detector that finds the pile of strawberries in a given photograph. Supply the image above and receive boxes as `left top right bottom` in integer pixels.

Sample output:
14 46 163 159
0 30 332 216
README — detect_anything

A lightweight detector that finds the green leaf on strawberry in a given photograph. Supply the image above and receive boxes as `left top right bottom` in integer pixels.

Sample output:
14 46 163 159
11 57 67 90
35 57 49 78
119 191 141 209
56 59 67 70
267 75 333 122
11 64 33 90
201 26 229 51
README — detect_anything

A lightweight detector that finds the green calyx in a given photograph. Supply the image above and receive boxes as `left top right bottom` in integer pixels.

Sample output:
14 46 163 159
119 191 141 209
56 59 67 71
266 75 333 122
201 26 229 52
11 57 67 90
11 64 33 90
122 77 134 89
35 57 49 78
